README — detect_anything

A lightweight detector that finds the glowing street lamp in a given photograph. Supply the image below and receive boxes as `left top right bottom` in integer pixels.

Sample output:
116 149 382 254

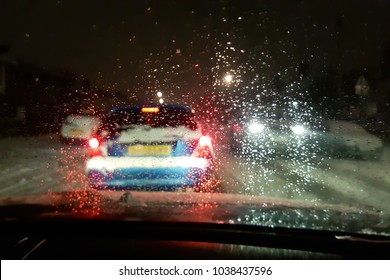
223 73 233 84
159 98 164 104
157 91 163 98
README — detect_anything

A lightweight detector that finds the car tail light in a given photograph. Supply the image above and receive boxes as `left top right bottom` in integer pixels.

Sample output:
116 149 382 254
232 125 244 132
193 136 213 159
199 135 212 147
88 137 103 157
89 137 100 149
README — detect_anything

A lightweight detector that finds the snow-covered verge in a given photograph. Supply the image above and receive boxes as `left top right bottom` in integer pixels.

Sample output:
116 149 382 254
0 134 89 197
325 120 383 151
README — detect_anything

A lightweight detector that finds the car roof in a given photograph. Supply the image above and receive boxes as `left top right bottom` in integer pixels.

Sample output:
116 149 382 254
110 105 193 114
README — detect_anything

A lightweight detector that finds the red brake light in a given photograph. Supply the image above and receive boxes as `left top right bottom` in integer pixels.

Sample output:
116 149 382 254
193 136 213 159
232 125 244 132
89 138 100 149
199 136 211 147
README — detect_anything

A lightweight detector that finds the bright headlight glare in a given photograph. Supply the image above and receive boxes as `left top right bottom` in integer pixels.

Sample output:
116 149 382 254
248 123 265 134
291 125 305 135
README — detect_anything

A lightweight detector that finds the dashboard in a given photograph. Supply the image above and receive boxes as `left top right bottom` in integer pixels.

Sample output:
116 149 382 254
2 219 389 259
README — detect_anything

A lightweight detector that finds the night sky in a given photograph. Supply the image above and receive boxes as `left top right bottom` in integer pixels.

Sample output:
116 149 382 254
1 0 389 95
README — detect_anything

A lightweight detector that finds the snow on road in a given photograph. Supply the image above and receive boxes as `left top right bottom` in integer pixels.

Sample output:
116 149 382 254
0 134 390 213
0 134 89 196
215 143 390 212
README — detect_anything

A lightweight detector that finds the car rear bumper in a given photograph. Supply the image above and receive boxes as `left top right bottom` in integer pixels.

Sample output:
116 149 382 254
86 156 212 189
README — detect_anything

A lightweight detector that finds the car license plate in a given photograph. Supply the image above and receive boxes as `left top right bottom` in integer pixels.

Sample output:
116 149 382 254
71 129 83 136
128 145 172 156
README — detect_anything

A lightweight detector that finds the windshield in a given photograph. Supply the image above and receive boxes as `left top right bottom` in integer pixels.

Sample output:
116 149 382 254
1 0 390 239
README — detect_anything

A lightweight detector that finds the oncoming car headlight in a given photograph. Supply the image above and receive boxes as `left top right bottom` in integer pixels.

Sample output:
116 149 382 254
290 124 305 135
248 123 265 134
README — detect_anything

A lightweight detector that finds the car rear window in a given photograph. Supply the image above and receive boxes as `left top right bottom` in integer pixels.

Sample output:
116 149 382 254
107 107 197 130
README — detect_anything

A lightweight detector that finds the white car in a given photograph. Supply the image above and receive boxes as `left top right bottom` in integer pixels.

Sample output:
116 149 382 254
60 114 101 144
325 120 384 160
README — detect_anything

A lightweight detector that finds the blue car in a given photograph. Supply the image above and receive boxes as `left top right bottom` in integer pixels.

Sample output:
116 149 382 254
85 105 215 191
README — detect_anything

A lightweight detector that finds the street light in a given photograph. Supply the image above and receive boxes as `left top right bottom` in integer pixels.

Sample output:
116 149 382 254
159 98 164 104
157 91 163 98
223 73 233 84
